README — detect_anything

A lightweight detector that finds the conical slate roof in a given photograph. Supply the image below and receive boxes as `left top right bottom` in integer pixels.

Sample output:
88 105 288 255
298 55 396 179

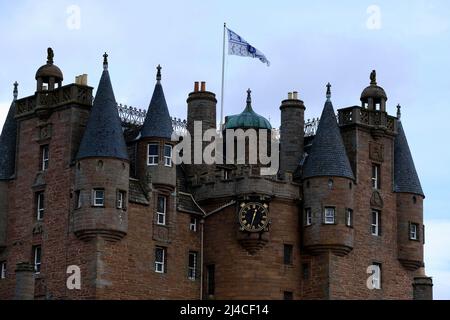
303 87 354 180
141 65 173 139
77 55 128 161
0 87 18 180
394 120 424 196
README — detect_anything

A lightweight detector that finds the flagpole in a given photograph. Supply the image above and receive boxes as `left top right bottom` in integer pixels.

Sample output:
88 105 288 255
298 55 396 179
220 22 226 131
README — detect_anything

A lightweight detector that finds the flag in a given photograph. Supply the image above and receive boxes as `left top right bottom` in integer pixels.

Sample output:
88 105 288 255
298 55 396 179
227 28 270 66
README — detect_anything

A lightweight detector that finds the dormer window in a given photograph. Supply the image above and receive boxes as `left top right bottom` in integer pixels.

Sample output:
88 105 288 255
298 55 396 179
148 143 159 166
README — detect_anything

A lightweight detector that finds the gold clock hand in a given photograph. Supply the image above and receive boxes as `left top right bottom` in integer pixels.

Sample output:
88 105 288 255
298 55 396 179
250 209 257 227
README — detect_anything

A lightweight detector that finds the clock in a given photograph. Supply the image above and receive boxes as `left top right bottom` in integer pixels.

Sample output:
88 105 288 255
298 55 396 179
239 202 269 232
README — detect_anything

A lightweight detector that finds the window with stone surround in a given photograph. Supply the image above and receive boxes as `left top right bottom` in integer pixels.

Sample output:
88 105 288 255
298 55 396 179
371 263 382 290
164 144 173 167
371 210 381 236
117 190 127 210
190 217 197 232
155 247 166 273
346 209 353 227
93 189 105 207
147 143 159 166
372 164 381 190
75 190 82 209
207 264 215 296
36 192 45 221
324 207 336 224
410 223 419 241
284 244 293 265
157 196 167 226
41 145 49 171
305 208 312 226
33 245 42 274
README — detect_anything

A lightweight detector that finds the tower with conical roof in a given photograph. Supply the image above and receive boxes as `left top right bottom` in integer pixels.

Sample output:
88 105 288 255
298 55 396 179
73 53 129 242
136 65 176 191
302 83 355 256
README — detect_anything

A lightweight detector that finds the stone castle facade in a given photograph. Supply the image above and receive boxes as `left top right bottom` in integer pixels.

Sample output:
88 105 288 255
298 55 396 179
0 48 433 300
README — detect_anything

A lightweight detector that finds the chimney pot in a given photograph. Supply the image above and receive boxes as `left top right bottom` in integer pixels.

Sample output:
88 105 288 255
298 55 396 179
288 92 293 100
293 91 298 100
201 82 206 92
194 82 199 92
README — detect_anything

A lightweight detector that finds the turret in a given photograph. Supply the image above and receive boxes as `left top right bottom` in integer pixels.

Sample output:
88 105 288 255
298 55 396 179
0 82 18 250
361 70 387 111
73 53 129 242
394 106 425 271
302 84 355 256
136 65 176 190
35 48 63 92
279 91 305 178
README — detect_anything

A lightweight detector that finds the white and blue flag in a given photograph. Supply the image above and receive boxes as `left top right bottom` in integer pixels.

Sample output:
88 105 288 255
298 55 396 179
227 28 270 66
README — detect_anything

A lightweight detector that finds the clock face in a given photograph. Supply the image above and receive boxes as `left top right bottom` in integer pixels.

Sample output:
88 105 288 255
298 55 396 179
239 202 269 232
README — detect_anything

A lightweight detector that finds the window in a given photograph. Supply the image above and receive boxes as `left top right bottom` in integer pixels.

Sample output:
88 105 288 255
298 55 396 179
190 217 197 232
283 291 293 300
155 247 166 273
0 262 6 279
284 244 293 265
41 145 49 171
75 190 82 209
164 144 173 167
93 189 105 207
371 210 380 236
371 263 382 290
324 207 335 224
305 208 312 226
157 196 167 225
372 164 381 190
147 143 159 166
117 190 126 209
207 265 215 296
302 262 310 280
223 169 231 180
36 192 45 221
410 223 419 241
346 209 353 227
188 251 198 280
33 246 42 274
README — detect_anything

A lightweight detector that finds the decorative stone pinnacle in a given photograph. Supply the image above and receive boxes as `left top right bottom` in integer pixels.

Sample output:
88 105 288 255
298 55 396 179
246 88 252 106
397 104 402 120
370 70 377 85
13 81 18 101
326 83 332 101
47 47 54 64
156 64 162 82
103 52 109 70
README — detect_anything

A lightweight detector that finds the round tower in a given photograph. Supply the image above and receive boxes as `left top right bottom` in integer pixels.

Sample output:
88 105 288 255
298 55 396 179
394 107 425 270
73 53 129 242
302 84 355 256
136 65 176 191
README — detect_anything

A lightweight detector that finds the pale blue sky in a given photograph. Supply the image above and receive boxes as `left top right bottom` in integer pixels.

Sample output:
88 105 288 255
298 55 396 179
0 0 449 299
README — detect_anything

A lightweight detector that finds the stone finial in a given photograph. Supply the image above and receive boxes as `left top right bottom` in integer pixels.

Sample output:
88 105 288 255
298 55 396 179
246 88 252 106
370 70 377 85
326 83 332 101
397 104 402 120
47 47 54 64
103 52 109 71
156 64 162 82
13 81 19 101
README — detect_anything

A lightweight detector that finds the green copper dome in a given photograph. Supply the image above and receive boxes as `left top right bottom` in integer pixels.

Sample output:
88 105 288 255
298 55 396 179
225 89 272 130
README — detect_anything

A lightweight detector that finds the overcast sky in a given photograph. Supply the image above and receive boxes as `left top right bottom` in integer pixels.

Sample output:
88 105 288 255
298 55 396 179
0 0 449 299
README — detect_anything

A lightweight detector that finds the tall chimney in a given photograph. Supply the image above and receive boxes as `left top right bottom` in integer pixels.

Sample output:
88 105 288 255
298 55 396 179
279 91 305 177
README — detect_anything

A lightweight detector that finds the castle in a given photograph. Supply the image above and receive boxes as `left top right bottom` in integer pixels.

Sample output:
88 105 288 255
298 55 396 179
0 48 433 300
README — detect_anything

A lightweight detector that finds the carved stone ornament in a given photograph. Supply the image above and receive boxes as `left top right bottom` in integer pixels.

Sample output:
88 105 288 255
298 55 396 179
370 142 384 162
370 190 384 208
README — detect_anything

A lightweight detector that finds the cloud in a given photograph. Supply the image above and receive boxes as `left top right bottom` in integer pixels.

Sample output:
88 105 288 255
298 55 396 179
424 219 450 300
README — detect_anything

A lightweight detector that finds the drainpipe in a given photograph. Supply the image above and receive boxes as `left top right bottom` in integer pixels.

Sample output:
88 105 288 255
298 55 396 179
200 218 205 300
